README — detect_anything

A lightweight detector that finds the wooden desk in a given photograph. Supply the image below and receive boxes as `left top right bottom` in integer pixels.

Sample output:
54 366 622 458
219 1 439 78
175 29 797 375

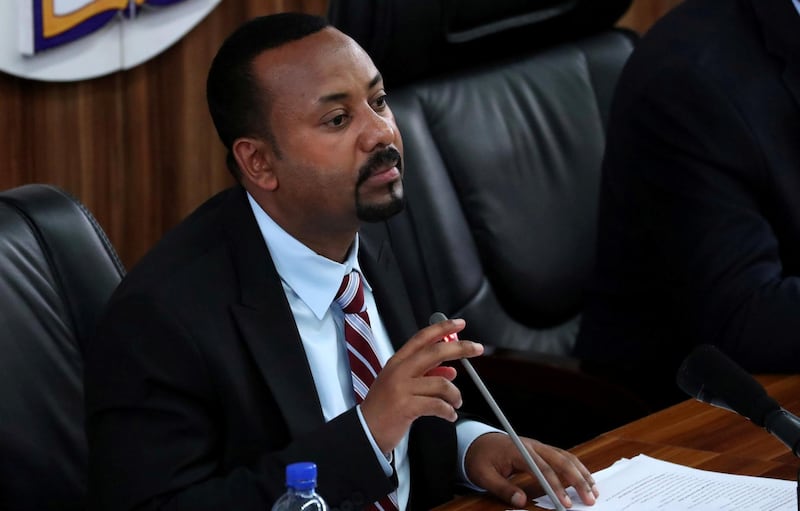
435 374 800 510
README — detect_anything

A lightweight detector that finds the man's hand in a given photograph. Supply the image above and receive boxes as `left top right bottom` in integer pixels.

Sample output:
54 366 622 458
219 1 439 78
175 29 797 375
360 318 483 453
465 432 598 509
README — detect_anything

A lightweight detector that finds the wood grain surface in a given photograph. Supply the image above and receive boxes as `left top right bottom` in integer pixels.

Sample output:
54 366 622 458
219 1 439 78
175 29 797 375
0 0 327 268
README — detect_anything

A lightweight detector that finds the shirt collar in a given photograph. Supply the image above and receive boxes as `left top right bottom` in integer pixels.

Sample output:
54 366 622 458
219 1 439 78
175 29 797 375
795 0 800 16
247 192 369 320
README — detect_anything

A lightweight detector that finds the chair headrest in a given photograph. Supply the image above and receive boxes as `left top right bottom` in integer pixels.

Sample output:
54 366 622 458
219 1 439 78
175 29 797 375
328 0 633 87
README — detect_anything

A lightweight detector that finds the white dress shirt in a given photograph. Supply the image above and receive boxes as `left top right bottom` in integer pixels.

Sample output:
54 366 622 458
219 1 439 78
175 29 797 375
247 194 496 509
794 0 800 16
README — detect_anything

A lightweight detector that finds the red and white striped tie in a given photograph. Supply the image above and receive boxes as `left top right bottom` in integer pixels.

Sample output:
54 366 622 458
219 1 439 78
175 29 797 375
335 271 399 511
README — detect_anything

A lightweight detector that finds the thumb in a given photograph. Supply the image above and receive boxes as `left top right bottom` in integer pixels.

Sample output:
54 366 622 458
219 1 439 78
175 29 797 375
507 488 529 509
479 475 528 508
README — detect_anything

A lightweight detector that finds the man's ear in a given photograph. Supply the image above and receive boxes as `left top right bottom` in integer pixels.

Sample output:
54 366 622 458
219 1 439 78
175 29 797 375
232 137 278 191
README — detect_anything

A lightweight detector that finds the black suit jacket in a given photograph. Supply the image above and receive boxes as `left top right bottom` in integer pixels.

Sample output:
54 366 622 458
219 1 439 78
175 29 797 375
84 186 457 510
576 0 800 381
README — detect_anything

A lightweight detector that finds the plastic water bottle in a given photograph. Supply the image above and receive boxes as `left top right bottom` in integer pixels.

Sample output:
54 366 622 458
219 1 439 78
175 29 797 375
271 462 329 511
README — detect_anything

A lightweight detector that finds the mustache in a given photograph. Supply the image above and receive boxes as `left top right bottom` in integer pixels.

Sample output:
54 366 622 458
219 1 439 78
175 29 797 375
356 147 402 186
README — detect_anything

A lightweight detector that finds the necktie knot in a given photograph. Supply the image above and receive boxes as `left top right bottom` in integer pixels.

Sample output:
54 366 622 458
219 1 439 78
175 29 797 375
335 271 366 315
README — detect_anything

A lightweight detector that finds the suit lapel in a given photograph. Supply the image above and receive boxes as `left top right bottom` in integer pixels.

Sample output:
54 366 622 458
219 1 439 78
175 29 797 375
751 0 800 111
359 227 456 509
222 187 325 437
359 222 420 349
217 191 418 437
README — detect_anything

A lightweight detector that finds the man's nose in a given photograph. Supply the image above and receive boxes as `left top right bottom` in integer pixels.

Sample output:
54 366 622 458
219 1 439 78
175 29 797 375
360 111 396 152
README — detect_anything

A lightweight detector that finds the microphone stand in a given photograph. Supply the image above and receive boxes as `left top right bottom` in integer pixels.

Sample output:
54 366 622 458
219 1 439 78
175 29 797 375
430 313 567 511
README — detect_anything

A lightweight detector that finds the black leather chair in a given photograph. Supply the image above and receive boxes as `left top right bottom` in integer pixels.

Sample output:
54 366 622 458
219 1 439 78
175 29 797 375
0 184 125 511
330 0 650 446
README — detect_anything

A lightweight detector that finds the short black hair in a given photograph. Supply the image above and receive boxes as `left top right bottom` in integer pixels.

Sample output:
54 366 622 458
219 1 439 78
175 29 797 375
206 13 330 180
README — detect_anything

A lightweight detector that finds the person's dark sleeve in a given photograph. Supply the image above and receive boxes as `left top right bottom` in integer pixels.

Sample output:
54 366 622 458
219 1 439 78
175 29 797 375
603 61 800 372
84 293 394 511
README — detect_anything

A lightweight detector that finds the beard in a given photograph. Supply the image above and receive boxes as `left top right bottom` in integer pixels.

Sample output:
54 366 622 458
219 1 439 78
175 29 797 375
355 146 405 222
356 182 405 222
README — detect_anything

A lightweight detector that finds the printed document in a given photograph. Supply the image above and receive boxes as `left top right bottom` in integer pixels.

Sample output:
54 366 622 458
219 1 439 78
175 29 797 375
534 454 796 510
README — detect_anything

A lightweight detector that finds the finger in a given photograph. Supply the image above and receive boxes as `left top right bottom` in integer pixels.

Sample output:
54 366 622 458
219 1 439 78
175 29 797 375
407 375 463 409
542 448 598 505
391 319 468 359
393 336 483 377
424 365 457 380
405 394 459 422
562 450 599 501
526 442 596 507
473 469 530 509
529 455 573 509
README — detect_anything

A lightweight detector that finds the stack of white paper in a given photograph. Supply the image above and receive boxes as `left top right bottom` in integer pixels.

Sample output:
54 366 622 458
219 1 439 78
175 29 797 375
534 454 796 510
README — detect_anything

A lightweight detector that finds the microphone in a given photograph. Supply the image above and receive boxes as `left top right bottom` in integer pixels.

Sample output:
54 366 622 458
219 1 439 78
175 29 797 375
677 344 800 456
429 312 567 511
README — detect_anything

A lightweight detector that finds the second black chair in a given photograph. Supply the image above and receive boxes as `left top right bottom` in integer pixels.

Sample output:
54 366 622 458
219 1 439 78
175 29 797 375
330 0 649 446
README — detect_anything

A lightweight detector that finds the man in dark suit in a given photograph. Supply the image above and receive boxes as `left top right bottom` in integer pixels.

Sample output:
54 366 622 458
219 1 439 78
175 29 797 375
84 13 598 511
576 0 800 400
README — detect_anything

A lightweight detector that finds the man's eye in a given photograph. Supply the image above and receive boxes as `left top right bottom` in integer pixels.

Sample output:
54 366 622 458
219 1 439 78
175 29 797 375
373 95 388 110
327 114 348 127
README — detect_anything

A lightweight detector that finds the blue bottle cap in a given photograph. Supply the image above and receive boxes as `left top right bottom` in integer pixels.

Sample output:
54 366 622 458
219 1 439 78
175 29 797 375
286 462 317 491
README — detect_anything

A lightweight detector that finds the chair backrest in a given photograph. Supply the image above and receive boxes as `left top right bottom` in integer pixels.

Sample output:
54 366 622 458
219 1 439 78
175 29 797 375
0 184 124 511
330 0 635 355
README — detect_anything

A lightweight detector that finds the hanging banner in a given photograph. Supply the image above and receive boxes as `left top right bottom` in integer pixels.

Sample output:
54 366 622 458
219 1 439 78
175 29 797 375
1 0 220 82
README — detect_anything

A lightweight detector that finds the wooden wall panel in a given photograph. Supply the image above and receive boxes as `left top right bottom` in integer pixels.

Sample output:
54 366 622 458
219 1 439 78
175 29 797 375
0 76 28 186
0 0 677 268
0 0 327 268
